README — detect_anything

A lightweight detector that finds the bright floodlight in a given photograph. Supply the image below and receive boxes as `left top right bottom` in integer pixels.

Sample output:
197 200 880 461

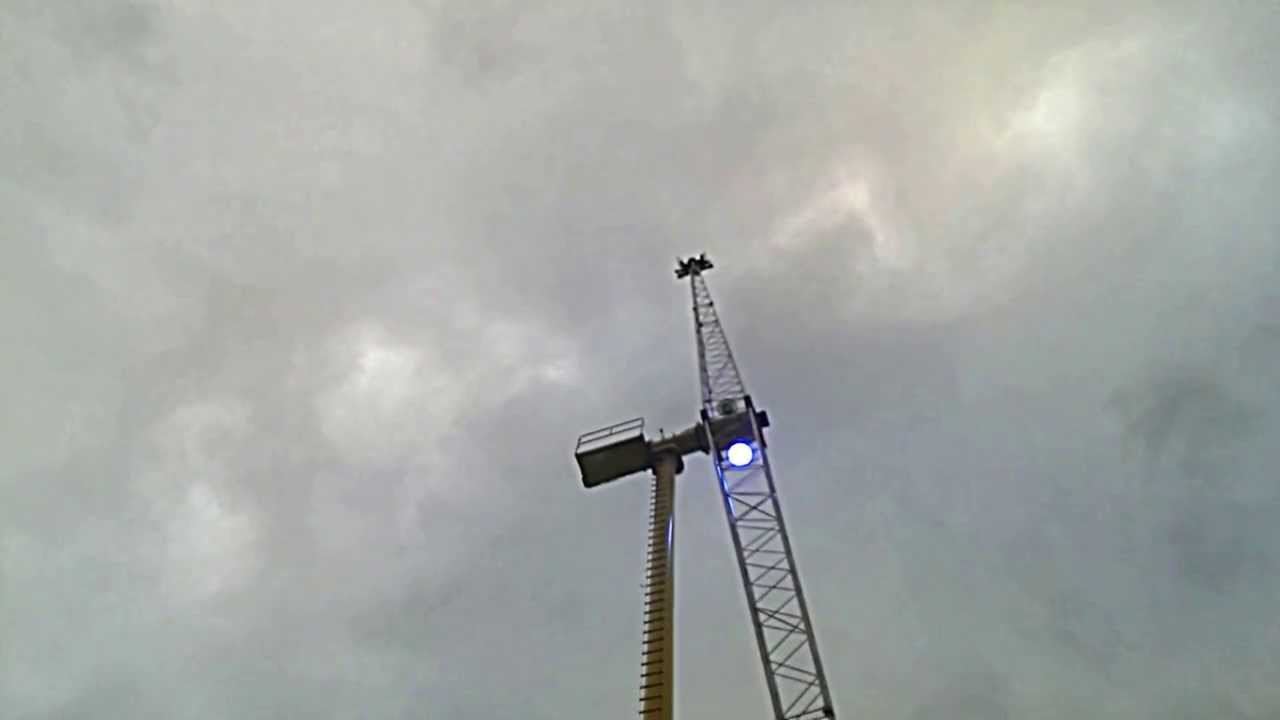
726 441 754 468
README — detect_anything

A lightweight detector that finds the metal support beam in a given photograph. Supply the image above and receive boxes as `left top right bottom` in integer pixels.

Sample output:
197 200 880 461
702 401 835 720
684 259 837 720
639 451 678 720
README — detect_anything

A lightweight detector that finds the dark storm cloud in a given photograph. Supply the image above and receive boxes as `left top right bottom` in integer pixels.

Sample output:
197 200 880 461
4 1 1279 718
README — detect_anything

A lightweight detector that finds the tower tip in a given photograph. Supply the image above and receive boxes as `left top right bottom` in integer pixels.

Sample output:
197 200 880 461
674 253 714 279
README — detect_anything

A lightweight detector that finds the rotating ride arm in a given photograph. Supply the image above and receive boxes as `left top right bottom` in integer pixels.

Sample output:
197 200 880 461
679 256 837 720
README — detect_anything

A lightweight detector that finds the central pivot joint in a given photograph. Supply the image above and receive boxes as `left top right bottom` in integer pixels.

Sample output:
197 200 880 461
573 409 768 490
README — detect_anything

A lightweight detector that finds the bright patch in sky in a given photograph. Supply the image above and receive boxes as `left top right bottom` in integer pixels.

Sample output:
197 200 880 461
773 174 909 270
318 326 436 467
768 31 1177 325
352 337 421 409
165 481 258 602
1019 82 1082 148
139 399 260 603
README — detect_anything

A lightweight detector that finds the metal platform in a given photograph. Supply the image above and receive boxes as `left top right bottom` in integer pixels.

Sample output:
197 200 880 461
575 417 651 489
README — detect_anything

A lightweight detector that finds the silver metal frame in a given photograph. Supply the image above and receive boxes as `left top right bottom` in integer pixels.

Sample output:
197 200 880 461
688 265 836 720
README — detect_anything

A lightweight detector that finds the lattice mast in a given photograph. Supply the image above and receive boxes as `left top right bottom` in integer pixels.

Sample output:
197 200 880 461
676 254 836 720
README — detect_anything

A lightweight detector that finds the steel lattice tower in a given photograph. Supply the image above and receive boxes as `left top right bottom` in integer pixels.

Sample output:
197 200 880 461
574 254 837 720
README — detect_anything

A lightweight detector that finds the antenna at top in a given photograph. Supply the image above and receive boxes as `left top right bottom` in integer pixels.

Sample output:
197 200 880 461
674 253 714 279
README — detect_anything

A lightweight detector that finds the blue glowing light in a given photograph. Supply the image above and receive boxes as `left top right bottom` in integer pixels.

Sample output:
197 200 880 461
726 441 754 468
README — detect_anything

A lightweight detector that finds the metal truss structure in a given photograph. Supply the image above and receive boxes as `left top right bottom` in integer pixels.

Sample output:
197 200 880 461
575 254 837 720
681 256 837 720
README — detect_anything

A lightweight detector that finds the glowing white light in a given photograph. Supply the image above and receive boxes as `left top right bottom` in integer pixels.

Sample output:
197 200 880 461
726 441 754 468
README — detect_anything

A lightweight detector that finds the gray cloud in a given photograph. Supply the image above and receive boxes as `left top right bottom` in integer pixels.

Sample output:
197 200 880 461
4 1 1279 718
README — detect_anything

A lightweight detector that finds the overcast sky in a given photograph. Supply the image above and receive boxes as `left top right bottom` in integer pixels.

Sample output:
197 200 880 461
3 1 1279 718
